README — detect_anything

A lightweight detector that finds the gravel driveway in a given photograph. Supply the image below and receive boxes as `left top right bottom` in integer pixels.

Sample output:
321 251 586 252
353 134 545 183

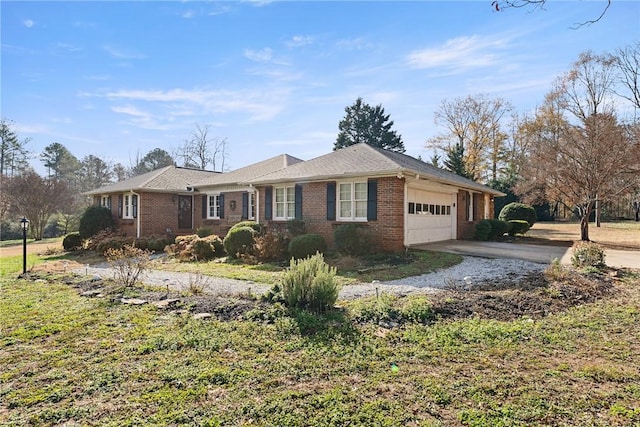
76 256 547 300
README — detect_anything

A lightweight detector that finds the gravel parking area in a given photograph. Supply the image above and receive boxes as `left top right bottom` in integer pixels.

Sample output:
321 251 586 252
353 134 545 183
76 255 548 300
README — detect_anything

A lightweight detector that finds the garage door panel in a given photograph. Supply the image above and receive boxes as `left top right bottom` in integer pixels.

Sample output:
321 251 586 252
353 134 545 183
406 189 456 245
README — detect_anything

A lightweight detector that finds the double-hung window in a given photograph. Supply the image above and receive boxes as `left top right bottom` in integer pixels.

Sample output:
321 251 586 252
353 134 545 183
249 192 256 220
208 194 221 219
100 195 111 209
123 194 135 219
275 186 295 220
338 181 367 221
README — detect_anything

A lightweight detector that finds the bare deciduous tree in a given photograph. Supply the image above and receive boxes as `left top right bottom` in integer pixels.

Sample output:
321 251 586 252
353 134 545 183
427 94 512 181
5 171 74 240
518 52 640 241
176 124 228 171
491 0 611 27
615 41 640 111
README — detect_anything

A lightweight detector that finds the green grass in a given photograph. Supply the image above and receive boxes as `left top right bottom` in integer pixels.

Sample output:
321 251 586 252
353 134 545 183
0 254 43 277
0 237 62 248
1 269 639 426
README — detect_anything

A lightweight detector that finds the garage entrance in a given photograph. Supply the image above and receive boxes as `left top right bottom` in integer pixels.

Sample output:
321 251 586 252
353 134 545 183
405 187 456 245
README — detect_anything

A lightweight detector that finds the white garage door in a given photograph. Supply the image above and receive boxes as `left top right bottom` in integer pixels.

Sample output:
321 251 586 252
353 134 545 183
405 188 456 245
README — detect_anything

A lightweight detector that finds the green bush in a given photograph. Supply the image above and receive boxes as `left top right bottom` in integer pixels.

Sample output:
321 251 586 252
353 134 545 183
488 219 511 240
334 224 373 256
229 221 263 235
223 226 257 258
571 242 606 268
474 220 492 241
196 226 214 238
508 220 531 236
499 202 537 227
140 235 173 252
78 205 115 239
281 253 340 313
288 234 327 260
286 219 306 236
62 233 83 251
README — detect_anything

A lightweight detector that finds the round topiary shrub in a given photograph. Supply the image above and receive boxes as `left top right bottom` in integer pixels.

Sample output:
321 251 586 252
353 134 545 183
196 226 214 238
288 234 327 259
79 205 115 239
499 202 537 227
334 224 373 256
192 239 216 261
223 226 257 258
229 221 263 235
62 233 83 251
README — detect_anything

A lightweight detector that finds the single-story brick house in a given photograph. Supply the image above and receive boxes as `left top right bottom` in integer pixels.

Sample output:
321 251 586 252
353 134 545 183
85 154 301 238
87 143 503 251
242 143 504 252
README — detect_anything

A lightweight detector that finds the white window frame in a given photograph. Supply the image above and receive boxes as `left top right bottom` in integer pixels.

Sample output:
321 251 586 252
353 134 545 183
274 186 295 220
249 192 256 220
468 191 474 222
101 195 111 209
123 194 134 219
207 194 221 219
337 180 367 221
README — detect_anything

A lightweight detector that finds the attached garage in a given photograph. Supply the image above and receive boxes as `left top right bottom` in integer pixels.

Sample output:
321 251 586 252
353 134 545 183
405 186 457 245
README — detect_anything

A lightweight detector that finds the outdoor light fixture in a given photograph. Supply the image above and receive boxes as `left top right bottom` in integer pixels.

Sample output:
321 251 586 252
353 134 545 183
19 217 29 275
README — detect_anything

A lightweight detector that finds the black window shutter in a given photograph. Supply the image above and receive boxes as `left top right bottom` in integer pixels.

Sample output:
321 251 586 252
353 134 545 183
118 195 123 218
202 195 207 219
326 182 336 221
265 187 273 220
295 184 303 220
219 194 225 219
242 193 249 220
108 195 112 210
132 195 138 219
367 179 377 221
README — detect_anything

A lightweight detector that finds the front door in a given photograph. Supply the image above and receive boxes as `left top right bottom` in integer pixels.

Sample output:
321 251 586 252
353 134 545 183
178 195 193 229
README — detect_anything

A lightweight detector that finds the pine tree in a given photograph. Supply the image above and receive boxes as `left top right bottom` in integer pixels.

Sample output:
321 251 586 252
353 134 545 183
334 98 405 152
443 143 473 179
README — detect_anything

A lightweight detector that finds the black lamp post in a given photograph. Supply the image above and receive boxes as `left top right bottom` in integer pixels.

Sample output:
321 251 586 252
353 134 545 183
19 217 29 275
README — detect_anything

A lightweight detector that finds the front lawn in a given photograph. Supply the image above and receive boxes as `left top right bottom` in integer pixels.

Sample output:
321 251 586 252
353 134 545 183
1 258 639 426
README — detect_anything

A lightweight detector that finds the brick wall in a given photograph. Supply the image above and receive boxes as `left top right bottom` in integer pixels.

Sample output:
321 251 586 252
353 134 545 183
257 176 405 252
456 190 488 239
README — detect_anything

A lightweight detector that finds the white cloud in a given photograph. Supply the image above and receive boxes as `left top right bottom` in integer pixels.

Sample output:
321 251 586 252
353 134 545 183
182 9 196 19
23 19 34 28
286 35 313 48
336 37 375 51
407 35 509 71
103 45 147 60
244 47 273 63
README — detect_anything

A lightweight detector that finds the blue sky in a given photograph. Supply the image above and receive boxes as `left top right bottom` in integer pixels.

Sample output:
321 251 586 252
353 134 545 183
2 1 639 174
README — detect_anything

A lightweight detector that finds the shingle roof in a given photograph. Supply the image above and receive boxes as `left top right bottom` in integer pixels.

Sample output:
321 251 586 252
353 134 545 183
84 166 220 195
245 143 505 196
192 154 303 188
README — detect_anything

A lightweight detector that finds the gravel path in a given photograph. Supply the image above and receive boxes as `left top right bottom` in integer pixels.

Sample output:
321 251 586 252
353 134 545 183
75 256 547 299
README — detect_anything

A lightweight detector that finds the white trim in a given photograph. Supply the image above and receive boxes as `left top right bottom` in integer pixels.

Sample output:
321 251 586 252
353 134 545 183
132 191 141 239
274 185 295 220
206 194 222 219
336 179 367 222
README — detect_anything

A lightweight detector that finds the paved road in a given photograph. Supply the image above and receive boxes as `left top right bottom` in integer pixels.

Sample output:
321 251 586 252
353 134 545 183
415 240 640 269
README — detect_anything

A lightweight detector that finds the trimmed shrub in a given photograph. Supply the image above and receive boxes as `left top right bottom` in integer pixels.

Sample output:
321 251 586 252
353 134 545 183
474 220 492 241
229 221 263 235
488 219 511 240
288 234 327 260
499 202 537 227
196 226 214 238
281 252 340 313
508 220 531 236
223 226 257 258
334 224 373 256
62 233 83 251
165 234 224 261
136 235 173 253
79 205 115 239
96 235 135 254
571 242 606 268
286 219 306 236
192 239 215 261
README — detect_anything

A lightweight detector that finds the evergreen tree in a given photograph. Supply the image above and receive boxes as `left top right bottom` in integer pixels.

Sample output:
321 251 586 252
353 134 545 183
334 98 405 152
443 142 473 179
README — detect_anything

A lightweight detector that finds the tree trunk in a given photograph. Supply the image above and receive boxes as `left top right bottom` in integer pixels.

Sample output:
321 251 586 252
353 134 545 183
580 203 592 241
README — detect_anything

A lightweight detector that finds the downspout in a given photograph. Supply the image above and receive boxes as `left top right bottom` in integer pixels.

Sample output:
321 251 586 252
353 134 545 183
254 186 260 224
403 178 408 248
132 191 141 239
